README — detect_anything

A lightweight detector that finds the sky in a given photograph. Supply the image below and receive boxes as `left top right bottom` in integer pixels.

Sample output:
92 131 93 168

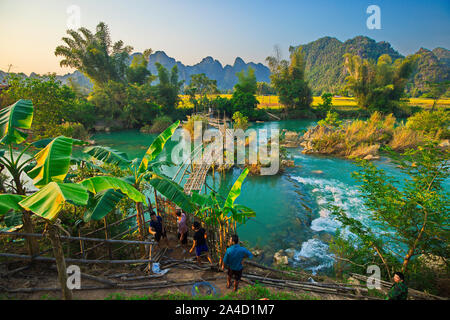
0 0 449 75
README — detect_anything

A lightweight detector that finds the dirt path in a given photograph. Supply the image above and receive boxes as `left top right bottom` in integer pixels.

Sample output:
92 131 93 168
0 235 362 300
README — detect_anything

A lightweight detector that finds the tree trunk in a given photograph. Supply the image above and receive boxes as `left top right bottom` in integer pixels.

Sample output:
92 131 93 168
135 202 146 257
14 175 39 257
153 189 160 216
22 211 39 257
402 211 428 273
47 224 72 300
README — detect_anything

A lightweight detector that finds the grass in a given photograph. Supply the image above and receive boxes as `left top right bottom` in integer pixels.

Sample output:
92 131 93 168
304 111 431 159
105 283 319 300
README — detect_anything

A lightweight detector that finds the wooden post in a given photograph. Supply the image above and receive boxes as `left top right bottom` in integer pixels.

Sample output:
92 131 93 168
135 202 146 257
154 188 160 216
78 229 86 260
104 217 113 260
47 224 72 300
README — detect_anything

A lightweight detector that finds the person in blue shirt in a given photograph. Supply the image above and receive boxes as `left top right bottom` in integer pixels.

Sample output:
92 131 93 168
222 234 253 292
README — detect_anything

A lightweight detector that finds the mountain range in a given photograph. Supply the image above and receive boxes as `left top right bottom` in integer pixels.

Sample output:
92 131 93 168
1 36 448 96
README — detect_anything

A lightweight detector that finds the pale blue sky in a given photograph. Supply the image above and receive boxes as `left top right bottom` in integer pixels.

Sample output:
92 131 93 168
1 0 449 74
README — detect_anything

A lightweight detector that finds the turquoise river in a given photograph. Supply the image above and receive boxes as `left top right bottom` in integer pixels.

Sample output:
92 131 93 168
91 120 449 274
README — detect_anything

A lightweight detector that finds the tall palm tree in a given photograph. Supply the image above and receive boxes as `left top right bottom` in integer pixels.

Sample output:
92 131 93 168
55 22 133 87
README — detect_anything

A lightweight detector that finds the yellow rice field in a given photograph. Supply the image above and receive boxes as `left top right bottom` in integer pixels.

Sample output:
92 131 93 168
178 95 450 110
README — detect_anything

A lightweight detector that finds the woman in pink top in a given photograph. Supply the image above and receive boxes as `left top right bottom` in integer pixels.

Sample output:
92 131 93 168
176 210 188 247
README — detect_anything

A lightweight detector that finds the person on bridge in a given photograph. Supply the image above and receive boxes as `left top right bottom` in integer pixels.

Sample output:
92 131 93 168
222 234 253 292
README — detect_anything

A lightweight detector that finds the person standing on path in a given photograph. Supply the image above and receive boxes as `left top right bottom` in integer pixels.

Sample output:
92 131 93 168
176 209 188 249
189 221 213 265
222 234 253 292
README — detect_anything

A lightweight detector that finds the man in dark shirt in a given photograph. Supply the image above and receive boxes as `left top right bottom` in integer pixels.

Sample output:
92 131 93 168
222 234 253 292
387 271 408 300
189 221 212 265
149 211 168 246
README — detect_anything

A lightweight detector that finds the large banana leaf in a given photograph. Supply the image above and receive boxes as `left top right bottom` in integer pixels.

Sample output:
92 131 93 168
139 121 179 173
84 189 125 222
27 136 73 187
0 99 34 145
224 168 249 209
19 182 89 221
84 145 131 167
0 194 25 215
30 138 53 149
148 175 195 213
224 204 256 223
79 176 145 203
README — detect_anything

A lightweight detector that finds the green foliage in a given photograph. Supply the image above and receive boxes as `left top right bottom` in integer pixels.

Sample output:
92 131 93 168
316 92 333 116
141 115 173 134
0 99 34 145
331 143 449 273
154 63 184 117
27 136 76 187
231 91 259 119
406 109 450 139
234 67 257 95
317 111 341 128
89 80 159 129
344 53 417 113
232 111 249 130
230 67 259 119
19 182 89 221
126 49 154 85
407 48 450 97
84 145 131 167
256 82 276 95
105 283 315 300
185 73 218 113
83 189 125 222
55 22 133 87
55 122 90 140
1 75 92 139
211 96 234 118
266 47 313 112
148 175 196 213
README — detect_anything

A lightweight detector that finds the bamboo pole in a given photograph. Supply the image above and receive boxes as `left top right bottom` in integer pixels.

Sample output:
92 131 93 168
0 253 156 265
103 217 112 260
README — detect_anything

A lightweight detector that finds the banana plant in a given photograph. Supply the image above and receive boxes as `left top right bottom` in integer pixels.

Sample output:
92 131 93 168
189 168 255 265
0 132 146 300
0 99 40 255
81 121 181 252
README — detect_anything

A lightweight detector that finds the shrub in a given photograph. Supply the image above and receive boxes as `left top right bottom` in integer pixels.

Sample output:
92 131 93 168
35 122 90 141
183 114 208 138
318 111 341 128
141 115 173 133
232 111 249 130
406 109 450 140
389 126 424 152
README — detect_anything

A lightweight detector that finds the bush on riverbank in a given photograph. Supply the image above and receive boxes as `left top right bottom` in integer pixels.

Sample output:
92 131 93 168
300 111 433 159
140 115 173 133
